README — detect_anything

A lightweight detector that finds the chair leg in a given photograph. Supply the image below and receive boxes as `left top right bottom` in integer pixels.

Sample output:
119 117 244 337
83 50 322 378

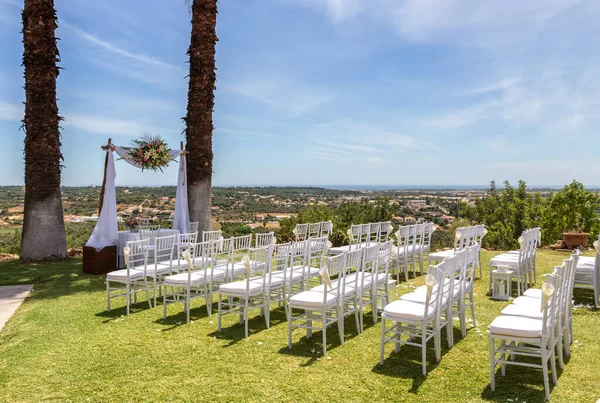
217 294 222 332
542 345 551 401
371 289 377 324
307 311 312 339
153 277 157 308
287 308 293 349
126 283 131 315
322 308 328 356
144 280 152 309
337 307 344 345
244 299 249 338
162 287 167 319
106 281 111 312
395 323 401 353
186 288 191 323
470 291 477 327
490 337 496 391
380 319 386 365
550 344 558 386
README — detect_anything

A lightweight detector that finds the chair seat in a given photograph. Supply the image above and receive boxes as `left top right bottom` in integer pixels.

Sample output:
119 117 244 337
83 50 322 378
107 268 145 281
489 315 544 338
522 288 543 298
219 279 264 296
310 283 355 297
382 299 435 321
575 256 596 273
145 263 173 277
163 272 205 286
428 249 455 261
501 302 543 320
399 288 451 306
271 270 304 284
299 266 321 277
289 290 337 309
490 254 521 267
329 242 373 255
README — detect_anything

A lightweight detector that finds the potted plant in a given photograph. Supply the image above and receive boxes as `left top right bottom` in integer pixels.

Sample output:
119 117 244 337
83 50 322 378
563 215 589 249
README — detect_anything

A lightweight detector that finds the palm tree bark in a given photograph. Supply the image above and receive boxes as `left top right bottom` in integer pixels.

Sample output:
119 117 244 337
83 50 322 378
20 0 67 261
184 0 217 234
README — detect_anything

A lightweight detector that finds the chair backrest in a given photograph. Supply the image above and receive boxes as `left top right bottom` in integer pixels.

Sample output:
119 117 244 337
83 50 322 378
347 224 362 250
242 244 273 293
202 230 222 242
320 253 347 306
422 260 450 319
293 224 309 241
361 244 380 283
369 223 381 244
407 225 421 252
154 234 176 265
452 249 469 298
378 240 394 277
540 273 560 337
422 222 435 248
308 222 322 238
189 221 199 233
453 226 472 251
359 224 371 246
320 221 333 237
395 225 410 253
308 236 328 267
379 221 393 242
139 225 160 244
255 232 275 248
563 250 579 321
464 244 480 287
231 234 253 259
125 238 149 271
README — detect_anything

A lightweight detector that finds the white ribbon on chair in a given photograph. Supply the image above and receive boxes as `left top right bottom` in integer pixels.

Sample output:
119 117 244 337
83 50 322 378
242 253 253 276
540 282 555 313
182 249 193 270
319 258 332 290
347 228 355 243
593 240 600 254
123 246 130 267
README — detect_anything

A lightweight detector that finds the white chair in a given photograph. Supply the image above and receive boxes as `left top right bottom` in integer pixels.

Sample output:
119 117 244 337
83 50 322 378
428 225 473 264
106 239 152 315
202 229 222 243
293 224 309 241
162 240 225 322
369 223 381 245
375 241 394 314
573 237 600 307
489 274 560 401
308 222 321 238
217 244 273 338
420 222 435 268
329 224 362 255
379 221 393 243
189 221 199 234
287 251 359 356
354 244 380 333
173 232 199 272
456 244 479 337
320 221 333 238
255 232 275 248
489 229 536 296
391 225 411 282
380 257 454 376
139 225 160 246
146 234 176 307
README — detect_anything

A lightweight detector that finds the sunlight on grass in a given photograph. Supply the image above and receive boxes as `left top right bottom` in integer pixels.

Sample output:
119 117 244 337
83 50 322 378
0 250 598 401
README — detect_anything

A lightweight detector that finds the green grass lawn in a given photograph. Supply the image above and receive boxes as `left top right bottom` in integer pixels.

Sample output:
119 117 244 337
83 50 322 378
0 250 599 402
0 227 19 234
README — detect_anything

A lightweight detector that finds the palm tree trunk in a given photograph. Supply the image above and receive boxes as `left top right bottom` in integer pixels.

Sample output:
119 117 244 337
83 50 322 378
20 0 67 261
184 0 217 234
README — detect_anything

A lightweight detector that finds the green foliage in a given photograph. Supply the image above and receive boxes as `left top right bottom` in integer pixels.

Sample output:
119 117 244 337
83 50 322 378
0 229 20 254
220 222 253 238
431 229 452 250
542 180 600 244
460 180 546 250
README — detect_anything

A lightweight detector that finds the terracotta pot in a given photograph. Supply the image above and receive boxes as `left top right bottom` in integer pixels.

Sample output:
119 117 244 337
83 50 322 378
562 232 589 249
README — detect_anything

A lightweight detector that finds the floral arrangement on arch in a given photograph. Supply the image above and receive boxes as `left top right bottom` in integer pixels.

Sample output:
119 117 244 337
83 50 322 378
125 133 173 172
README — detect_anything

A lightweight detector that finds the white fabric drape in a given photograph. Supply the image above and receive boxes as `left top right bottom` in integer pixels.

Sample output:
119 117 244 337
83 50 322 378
113 145 181 169
86 151 119 250
172 154 190 233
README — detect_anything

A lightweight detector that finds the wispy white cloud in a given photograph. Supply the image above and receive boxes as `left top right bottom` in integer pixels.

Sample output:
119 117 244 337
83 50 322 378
0 101 21 122
223 76 333 116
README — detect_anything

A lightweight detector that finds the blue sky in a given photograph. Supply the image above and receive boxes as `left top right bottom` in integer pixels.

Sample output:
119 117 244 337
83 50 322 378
1 0 599 187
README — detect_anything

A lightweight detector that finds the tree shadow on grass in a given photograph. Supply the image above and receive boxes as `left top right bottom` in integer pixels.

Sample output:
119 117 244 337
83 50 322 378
208 306 288 346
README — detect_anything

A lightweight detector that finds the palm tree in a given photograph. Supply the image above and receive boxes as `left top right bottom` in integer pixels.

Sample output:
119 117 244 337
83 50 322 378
184 0 217 234
20 0 67 261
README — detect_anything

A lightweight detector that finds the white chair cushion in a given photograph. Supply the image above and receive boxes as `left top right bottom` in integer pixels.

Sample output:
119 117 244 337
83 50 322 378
289 290 337 309
501 303 543 320
428 250 455 261
382 300 434 321
163 272 205 286
489 315 543 338
271 269 304 283
145 263 172 277
576 256 596 273
219 279 264 295
311 283 355 297
107 268 145 281
490 254 520 267
298 266 321 277
522 288 543 299
329 245 352 255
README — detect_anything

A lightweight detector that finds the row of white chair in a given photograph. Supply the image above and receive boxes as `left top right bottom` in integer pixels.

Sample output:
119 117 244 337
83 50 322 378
329 222 393 255
489 227 541 295
380 244 480 375
391 222 436 281
489 250 579 401
293 221 333 241
287 241 394 355
428 224 487 279
573 235 600 307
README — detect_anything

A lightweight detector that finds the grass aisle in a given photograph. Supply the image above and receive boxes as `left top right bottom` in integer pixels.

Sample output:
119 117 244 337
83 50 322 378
0 251 598 402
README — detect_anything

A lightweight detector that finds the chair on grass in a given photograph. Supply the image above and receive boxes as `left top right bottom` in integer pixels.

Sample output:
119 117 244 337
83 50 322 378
162 240 225 322
217 244 274 338
293 224 309 242
189 221 199 234
145 234 176 307
329 224 362 255
139 225 160 247
173 232 199 272
320 221 333 238
489 273 561 401
489 228 537 296
379 257 454 376
202 229 223 243
106 239 152 315
573 237 600 307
